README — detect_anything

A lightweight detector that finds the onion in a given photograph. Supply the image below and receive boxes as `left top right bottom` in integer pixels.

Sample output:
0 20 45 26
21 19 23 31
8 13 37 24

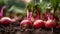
33 20 44 29
20 8 32 29
1 17 11 25
45 19 56 28
33 5 44 29
20 20 32 27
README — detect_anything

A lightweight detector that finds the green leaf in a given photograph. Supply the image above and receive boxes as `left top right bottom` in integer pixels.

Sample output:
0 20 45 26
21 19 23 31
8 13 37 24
37 4 42 14
58 21 60 24
0 0 4 7
54 11 58 17
50 0 57 8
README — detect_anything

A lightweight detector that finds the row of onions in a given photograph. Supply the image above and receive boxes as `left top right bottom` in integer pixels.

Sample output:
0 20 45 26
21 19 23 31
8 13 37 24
0 1 60 32
0 5 59 30
20 4 59 31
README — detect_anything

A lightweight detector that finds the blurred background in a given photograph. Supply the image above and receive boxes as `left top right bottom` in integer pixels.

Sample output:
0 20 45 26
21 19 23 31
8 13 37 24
1 0 60 16
0 0 51 16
